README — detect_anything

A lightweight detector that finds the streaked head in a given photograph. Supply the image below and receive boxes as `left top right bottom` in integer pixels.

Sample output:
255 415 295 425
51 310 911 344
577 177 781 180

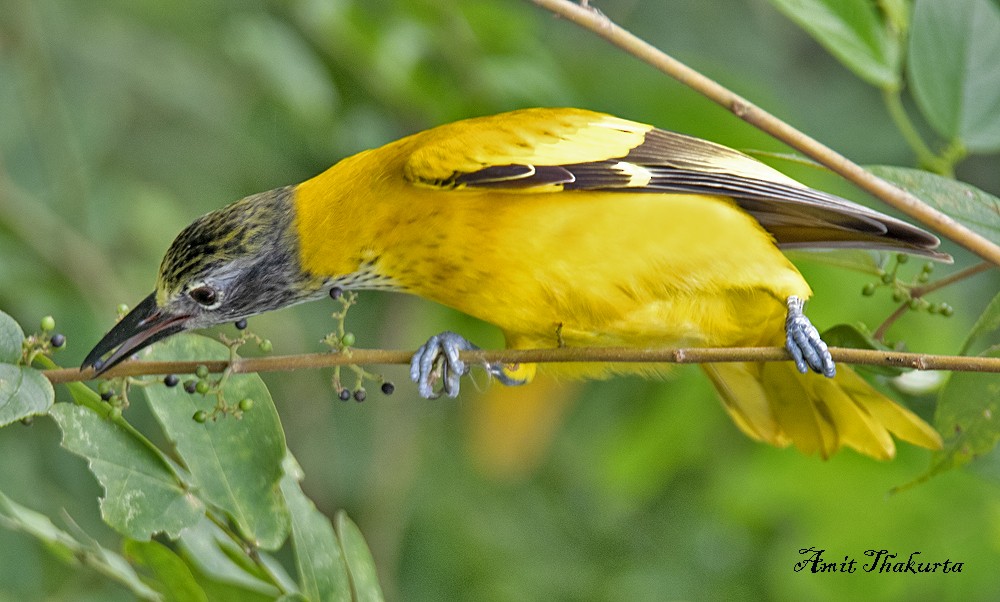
82 187 323 374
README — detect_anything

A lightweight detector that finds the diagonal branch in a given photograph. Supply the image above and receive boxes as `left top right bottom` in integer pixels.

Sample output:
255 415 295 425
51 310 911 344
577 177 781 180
43 346 1000 384
527 0 1000 267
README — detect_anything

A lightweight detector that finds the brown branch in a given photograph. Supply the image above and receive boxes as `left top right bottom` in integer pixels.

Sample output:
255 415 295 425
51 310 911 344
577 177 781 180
527 0 1000 267
43 346 1000 384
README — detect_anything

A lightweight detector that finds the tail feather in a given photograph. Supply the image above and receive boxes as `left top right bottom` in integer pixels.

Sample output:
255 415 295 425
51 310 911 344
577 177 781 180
703 362 942 460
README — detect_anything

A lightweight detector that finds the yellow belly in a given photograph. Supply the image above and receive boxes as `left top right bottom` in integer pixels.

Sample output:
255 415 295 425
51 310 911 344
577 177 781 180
295 167 811 356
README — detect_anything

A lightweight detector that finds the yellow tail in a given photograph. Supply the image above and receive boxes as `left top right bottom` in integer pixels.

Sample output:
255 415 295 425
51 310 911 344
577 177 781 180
703 362 942 460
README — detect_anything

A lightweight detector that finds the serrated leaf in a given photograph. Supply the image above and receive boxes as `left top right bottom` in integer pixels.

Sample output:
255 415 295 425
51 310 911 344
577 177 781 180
280 455 351 602
0 363 54 426
336 512 385 602
142 334 288 550
0 492 162 601
124 539 208 602
868 165 1000 243
961 290 1000 357
925 346 1000 478
908 0 1000 151
0 310 23 363
49 404 204 539
822 323 904 376
768 0 901 87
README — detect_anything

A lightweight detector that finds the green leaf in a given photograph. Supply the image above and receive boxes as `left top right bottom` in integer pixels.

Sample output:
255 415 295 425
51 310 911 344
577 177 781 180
822 323 905 376
280 455 351 602
926 346 1000 478
867 165 1000 243
336 511 385 602
908 0 1000 151
961 291 1000 357
124 539 208 602
0 310 23 363
142 334 289 550
768 0 901 87
0 363 54 426
178 517 279 596
0 492 161 601
48 404 205 539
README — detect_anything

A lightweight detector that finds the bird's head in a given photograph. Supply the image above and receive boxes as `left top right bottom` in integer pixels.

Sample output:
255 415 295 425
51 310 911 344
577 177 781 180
82 187 324 374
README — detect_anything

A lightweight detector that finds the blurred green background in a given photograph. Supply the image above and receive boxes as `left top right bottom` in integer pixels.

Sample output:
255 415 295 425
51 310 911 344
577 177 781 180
1 0 999 600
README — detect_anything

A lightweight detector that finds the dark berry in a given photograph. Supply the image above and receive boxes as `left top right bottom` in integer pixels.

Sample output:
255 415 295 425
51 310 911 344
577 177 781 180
354 388 366 402
235 319 248 330
100 390 114 402
183 380 198 394
339 388 351 401
330 287 344 300
164 374 179 387
381 381 395 395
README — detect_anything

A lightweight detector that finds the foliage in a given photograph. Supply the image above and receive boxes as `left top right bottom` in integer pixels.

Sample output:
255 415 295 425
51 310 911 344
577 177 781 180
0 0 998 600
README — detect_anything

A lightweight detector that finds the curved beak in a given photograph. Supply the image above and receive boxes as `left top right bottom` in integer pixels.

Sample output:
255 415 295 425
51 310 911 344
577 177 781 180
81 292 189 376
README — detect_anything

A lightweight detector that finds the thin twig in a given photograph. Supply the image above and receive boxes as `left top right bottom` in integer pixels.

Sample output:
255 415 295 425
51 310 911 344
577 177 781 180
872 261 993 340
42 346 1000 384
527 0 1000 266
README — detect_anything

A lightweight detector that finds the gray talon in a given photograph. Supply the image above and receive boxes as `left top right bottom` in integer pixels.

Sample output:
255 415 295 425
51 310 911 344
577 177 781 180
784 296 835 378
409 331 478 398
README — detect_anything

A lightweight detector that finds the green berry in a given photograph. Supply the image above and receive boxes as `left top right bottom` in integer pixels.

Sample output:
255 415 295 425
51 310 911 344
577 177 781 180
881 273 894 284
193 410 208 423
239 398 254 411
235 318 248 330
341 332 356 347
922 262 934 274
109 407 122 420
908 298 920 310
195 381 210 395
164 374 179 387
117 303 129 315
97 381 112 396
896 253 909 264
354 388 366 402
259 339 273 353
941 304 954 317
918 272 930 283
339 388 351 401
50 333 66 348
892 290 905 302
381 381 395 395
20 416 34 426
862 283 876 296
195 364 209 379
183 380 198 394
40 316 55 332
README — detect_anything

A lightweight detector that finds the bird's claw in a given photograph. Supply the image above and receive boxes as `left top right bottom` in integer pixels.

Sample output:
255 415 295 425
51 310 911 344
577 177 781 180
785 296 836 378
409 331 478 398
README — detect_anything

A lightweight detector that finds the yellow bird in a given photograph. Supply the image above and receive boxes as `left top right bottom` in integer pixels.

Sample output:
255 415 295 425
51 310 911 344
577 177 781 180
83 108 946 459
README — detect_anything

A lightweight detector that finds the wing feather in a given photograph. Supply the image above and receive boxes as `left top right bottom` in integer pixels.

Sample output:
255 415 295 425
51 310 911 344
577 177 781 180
402 108 947 259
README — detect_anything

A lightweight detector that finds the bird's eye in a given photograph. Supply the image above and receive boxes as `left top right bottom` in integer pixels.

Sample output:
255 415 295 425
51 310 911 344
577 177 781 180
188 286 219 307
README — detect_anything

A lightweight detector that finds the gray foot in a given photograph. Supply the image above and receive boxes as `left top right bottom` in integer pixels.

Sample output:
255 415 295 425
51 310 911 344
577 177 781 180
410 331 477 398
785 296 836 378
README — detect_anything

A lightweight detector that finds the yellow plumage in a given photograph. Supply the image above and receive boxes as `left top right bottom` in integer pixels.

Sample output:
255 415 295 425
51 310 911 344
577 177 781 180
292 108 942 459
84 108 945 460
